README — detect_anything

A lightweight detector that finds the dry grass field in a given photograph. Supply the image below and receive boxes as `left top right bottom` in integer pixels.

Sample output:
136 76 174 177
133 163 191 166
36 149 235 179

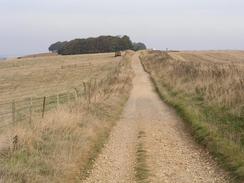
0 53 123 128
169 50 244 64
0 52 120 103
167 51 244 116
140 50 244 181
0 51 134 182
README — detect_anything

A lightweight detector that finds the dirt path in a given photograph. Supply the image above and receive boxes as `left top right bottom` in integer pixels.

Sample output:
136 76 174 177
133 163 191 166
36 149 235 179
83 53 229 183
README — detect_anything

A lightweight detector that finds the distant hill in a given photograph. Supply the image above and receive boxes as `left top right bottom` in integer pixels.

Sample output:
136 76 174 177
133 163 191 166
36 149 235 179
20 52 57 59
0 57 6 61
49 35 146 55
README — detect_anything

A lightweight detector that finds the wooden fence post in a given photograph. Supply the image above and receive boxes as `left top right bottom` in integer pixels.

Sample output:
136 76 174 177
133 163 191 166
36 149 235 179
94 79 97 103
88 80 91 105
74 88 79 99
56 94 60 107
13 135 18 151
12 100 16 123
29 97 32 124
42 96 46 118
83 82 87 100
89 63 92 72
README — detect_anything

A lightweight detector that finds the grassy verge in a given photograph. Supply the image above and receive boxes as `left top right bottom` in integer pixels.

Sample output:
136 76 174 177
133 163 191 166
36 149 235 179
140 51 244 182
0 52 134 182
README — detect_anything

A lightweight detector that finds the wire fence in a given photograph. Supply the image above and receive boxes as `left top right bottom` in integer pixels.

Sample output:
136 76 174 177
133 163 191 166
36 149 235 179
0 61 121 129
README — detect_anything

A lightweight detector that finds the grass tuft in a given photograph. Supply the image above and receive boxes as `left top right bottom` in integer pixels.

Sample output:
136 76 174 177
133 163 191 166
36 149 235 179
135 131 150 183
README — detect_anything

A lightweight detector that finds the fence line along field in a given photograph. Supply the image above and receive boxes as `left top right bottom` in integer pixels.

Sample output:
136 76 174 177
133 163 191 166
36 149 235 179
0 50 134 183
0 52 122 128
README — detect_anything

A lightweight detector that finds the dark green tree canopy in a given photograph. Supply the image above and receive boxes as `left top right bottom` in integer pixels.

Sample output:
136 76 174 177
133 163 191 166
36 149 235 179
48 41 68 53
48 35 144 55
133 42 147 51
49 36 146 55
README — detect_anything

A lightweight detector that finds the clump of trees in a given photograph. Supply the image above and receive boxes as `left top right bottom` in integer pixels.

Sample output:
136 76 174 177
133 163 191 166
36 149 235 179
49 35 146 55
133 42 147 51
48 41 68 53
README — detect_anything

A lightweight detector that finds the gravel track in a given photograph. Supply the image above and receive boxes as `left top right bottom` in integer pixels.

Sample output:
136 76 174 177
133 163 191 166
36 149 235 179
83 53 229 183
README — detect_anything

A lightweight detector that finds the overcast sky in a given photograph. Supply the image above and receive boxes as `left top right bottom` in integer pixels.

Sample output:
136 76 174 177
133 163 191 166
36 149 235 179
0 0 244 56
